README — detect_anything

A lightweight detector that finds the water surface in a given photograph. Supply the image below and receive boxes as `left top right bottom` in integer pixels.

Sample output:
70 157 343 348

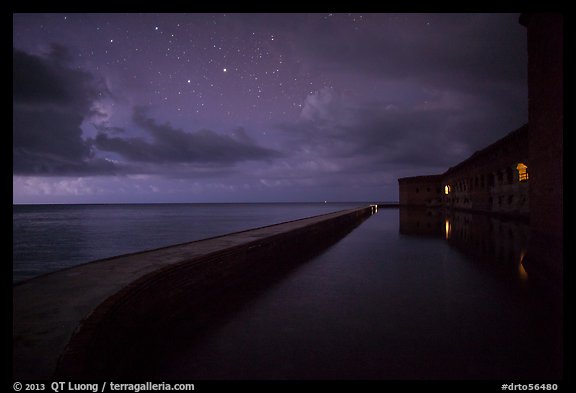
144 208 562 379
13 203 366 283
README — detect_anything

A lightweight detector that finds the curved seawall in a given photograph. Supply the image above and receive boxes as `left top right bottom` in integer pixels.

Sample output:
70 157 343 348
13 206 376 379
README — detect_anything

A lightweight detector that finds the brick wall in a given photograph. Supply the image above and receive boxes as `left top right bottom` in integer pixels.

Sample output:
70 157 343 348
520 13 563 279
398 125 530 218
398 175 443 207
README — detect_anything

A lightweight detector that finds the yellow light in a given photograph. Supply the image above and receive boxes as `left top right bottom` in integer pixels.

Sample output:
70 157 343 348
518 263 528 282
445 218 451 239
444 185 450 195
517 163 529 181
518 250 528 282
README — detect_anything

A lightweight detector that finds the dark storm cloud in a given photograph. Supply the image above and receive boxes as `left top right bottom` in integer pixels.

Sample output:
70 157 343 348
228 13 525 90
13 45 96 109
285 13 526 146
278 86 524 180
263 13 527 181
14 46 280 176
13 46 116 175
281 107 457 170
93 107 281 165
296 14 526 89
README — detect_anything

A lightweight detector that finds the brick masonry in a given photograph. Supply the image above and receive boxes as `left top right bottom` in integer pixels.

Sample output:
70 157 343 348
398 125 530 218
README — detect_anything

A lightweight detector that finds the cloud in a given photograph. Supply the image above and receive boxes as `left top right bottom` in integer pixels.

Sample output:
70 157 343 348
271 85 525 189
12 14 527 203
92 107 281 167
13 47 280 177
13 44 94 109
13 46 116 176
294 14 526 90
233 14 527 181
280 88 461 164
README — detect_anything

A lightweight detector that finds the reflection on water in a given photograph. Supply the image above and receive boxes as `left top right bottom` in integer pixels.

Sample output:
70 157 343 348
396 208 562 377
400 208 531 289
109 208 562 380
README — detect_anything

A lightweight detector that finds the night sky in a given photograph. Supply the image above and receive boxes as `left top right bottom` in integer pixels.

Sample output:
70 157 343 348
13 13 527 204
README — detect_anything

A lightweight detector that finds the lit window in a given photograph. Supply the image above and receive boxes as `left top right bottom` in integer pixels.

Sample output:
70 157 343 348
516 163 529 181
444 185 451 195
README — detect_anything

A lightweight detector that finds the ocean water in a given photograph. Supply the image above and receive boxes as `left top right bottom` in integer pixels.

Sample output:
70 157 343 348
12 202 368 283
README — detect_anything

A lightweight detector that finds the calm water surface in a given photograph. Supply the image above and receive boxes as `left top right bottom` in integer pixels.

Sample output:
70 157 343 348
145 208 562 379
12 203 366 283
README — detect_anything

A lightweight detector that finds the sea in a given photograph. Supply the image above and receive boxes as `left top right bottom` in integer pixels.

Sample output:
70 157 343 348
12 202 368 283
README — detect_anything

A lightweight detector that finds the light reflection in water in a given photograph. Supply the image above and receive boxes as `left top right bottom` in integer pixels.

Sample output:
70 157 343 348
125 207 561 380
400 207 530 287
518 250 529 283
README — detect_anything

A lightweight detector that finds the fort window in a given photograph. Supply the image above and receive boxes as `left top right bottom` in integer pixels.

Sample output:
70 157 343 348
517 163 529 181
444 185 451 195
488 173 495 187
